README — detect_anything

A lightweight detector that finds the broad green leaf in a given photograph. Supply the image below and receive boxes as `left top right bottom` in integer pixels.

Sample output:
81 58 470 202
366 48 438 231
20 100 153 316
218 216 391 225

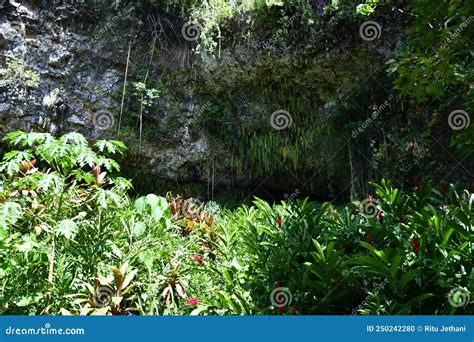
55 219 78 240
0 202 22 229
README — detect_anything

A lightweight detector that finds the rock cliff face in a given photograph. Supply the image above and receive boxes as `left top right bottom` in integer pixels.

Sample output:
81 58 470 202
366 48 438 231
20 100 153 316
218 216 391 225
1 2 124 134
0 1 398 199
0 2 213 185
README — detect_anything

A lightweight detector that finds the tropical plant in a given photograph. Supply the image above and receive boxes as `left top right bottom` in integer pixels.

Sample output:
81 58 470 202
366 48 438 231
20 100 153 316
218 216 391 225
0 131 471 316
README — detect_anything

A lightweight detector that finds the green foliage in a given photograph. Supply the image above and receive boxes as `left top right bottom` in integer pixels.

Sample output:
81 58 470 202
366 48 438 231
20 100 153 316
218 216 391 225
0 57 40 89
131 81 161 110
0 57 40 101
356 0 380 16
385 0 473 163
0 132 472 315
0 131 130 314
388 1 473 103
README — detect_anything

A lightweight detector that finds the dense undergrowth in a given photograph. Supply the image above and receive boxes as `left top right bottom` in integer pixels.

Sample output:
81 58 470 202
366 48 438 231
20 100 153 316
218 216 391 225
0 132 472 315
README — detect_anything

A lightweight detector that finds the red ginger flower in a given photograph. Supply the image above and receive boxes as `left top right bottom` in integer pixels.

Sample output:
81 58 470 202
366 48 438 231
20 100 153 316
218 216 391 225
279 306 284 315
277 216 283 228
275 282 285 315
186 297 199 305
412 235 419 255
193 254 205 266
367 232 373 245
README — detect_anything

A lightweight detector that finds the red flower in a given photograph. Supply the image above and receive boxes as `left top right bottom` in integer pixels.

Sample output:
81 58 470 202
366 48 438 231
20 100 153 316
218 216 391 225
412 235 419 255
186 297 199 305
367 232 373 245
292 306 297 315
193 254 205 266
277 216 283 228
274 283 285 315
279 305 285 315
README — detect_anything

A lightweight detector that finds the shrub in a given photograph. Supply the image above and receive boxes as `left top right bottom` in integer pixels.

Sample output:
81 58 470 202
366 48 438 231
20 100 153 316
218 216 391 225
0 132 471 315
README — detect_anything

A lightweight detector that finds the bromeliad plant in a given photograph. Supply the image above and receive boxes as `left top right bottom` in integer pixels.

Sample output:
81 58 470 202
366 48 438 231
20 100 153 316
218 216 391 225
62 261 138 316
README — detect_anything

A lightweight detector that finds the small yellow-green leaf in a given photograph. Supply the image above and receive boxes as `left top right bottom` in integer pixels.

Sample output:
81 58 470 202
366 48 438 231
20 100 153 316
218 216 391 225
59 308 72 315
92 307 110 315
121 269 138 291
111 296 123 305
111 266 123 289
